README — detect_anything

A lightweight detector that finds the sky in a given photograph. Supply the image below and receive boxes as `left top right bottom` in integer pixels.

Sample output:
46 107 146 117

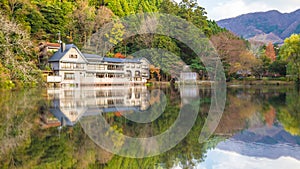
196 148 300 169
198 0 300 21
171 148 300 169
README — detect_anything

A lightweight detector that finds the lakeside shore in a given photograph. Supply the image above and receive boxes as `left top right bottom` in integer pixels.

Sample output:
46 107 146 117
147 80 294 87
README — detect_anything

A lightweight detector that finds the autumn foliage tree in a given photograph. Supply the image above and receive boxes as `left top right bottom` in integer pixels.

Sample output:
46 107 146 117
210 32 259 78
265 42 276 62
114 53 125 58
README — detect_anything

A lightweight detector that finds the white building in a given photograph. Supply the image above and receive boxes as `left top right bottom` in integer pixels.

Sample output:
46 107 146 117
47 44 150 87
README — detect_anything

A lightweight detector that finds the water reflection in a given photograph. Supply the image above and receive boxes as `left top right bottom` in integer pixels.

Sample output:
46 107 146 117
199 125 300 169
218 125 300 159
44 86 150 127
202 87 300 169
1 86 300 168
43 85 201 158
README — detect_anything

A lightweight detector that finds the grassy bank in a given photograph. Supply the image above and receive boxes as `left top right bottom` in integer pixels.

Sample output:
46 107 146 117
147 79 294 87
227 79 294 86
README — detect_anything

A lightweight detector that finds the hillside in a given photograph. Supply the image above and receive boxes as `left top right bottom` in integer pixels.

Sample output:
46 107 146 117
217 9 300 44
0 0 227 88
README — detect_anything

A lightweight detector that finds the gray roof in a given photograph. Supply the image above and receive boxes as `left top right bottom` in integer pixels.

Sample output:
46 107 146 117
48 44 85 62
48 44 147 64
83 53 103 62
102 57 141 63
83 53 141 63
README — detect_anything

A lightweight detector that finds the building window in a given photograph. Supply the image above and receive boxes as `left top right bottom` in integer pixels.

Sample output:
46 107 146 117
135 93 141 99
76 64 84 69
99 65 105 70
126 70 132 77
69 54 77 58
108 65 114 70
88 64 96 70
61 63 72 69
64 90 74 97
115 99 124 104
107 99 114 105
135 71 140 76
96 73 105 78
64 73 75 80
108 74 114 78
70 111 78 116
116 65 124 70
86 73 94 77
115 74 124 78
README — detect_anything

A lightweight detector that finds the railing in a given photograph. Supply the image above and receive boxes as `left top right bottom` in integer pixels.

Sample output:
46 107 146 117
47 76 62 83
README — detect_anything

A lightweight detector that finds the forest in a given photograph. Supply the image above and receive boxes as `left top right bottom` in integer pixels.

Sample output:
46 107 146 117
0 0 299 89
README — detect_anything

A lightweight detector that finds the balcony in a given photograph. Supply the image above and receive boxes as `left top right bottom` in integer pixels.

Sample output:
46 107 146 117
47 76 62 83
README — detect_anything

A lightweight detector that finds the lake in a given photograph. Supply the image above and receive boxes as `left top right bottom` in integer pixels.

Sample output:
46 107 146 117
1 85 300 169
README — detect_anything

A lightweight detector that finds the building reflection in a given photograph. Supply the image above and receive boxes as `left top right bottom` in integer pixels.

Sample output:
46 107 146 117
42 85 200 128
43 86 150 127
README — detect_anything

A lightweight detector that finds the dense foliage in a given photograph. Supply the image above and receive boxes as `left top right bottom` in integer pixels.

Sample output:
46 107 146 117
280 34 300 82
0 13 42 88
0 0 227 88
0 0 297 88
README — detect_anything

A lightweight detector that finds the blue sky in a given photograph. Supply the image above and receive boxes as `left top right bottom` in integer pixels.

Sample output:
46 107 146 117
197 0 300 20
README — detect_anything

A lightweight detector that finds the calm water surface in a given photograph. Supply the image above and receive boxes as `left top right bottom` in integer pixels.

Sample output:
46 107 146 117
0 85 300 169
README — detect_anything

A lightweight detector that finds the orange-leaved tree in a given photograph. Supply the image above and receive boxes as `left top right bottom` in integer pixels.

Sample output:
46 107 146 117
265 42 276 62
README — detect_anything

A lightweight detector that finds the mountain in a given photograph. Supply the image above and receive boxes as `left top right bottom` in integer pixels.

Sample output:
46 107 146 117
217 9 300 44
217 125 300 160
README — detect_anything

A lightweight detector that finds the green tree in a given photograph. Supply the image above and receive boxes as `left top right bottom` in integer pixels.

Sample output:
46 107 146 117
280 34 300 82
159 0 179 15
269 59 287 76
70 0 96 46
258 50 271 76
105 21 125 57
207 20 226 35
35 0 74 40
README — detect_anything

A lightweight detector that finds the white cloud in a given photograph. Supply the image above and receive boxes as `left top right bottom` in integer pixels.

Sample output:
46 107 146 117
198 0 300 20
197 148 300 169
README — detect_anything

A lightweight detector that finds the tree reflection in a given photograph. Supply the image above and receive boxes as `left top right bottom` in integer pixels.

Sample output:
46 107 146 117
277 91 300 136
1 86 300 168
0 89 45 168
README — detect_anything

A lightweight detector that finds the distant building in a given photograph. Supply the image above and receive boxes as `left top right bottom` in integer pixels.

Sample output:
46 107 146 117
47 43 150 87
38 42 61 69
179 65 198 82
39 42 61 53
180 72 198 81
